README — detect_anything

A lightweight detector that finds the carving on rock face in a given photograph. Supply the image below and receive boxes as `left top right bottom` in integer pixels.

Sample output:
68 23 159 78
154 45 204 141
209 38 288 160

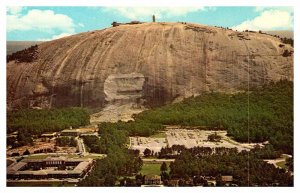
89 73 146 123
104 73 145 105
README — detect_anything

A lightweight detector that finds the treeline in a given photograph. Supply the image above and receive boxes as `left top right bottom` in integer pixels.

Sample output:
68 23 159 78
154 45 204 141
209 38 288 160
98 80 293 154
7 107 90 135
156 144 280 160
169 150 293 186
281 37 294 47
7 45 38 63
78 126 143 186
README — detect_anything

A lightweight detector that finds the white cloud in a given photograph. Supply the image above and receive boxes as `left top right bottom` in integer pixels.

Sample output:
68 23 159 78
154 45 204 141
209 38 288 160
38 32 74 41
232 9 293 31
255 6 293 13
7 9 75 33
7 6 23 15
104 7 206 20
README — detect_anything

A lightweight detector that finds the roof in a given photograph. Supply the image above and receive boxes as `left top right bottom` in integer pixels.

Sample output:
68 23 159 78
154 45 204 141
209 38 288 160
7 162 27 173
41 132 57 136
61 129 79 133
221 176 233 182
7 157 93 176
17 170 48 175
24 156 67 163
47 170 68 175
74 161 90 172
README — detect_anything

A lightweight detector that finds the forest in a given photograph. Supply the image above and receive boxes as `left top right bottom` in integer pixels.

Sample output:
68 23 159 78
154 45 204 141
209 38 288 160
99 80 293 154
7 107 90 135
78 126 142 186
7 45 38 63
169 150 293 186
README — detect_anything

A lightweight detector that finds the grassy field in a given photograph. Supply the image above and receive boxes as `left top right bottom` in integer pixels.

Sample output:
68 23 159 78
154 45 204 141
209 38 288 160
140 163 170 176
22 154 49 160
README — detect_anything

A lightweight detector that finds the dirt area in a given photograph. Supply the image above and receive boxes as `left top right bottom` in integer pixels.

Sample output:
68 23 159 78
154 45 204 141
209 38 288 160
90 103 146 123
264 154 292 169
129 137 167 153
129 129 264 153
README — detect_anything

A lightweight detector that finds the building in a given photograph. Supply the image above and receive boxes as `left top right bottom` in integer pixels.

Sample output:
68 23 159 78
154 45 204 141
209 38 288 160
111 21 143 27
168 179 179 187
207 179 216 186
221 175 233 186
41 132 58 138
60 129 80 136
7 156 94 180
144 174 161 185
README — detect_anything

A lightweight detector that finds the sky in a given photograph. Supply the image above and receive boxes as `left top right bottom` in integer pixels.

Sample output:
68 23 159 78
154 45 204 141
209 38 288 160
6 6 294 41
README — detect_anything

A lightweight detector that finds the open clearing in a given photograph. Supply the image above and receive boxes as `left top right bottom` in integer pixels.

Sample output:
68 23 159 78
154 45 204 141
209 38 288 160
129 129 264 153
140 163 170 176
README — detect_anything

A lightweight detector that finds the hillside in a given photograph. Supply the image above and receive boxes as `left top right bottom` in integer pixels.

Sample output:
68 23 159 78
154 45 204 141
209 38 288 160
7 22 293 114
264 30 293 39
99 80 293 154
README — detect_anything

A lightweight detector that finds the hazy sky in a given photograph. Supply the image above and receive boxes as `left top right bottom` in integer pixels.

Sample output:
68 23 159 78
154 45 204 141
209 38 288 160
7 6 294 41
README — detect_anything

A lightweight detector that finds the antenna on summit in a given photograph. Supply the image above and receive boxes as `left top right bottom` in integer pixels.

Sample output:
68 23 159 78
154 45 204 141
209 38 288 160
152 15 156 22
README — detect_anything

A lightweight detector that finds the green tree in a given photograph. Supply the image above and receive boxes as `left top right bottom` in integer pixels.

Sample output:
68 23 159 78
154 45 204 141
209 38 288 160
160 162 168 172
23 149 30 155
143 148 152 157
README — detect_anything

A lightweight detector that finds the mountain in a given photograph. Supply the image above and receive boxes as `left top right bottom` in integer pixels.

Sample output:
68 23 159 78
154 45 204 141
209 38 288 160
7 41 43 55
7 22 293 114
264 30 293 39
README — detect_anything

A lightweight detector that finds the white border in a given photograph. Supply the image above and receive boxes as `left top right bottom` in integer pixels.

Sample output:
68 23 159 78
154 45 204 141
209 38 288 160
1 1 299 193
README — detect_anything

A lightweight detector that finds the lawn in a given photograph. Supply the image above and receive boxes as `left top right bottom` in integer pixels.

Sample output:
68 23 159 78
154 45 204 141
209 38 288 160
22 154 49 160
140 163 170 176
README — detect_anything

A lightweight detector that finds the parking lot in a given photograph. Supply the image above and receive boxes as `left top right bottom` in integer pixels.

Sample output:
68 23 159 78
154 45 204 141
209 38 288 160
129 129 264 154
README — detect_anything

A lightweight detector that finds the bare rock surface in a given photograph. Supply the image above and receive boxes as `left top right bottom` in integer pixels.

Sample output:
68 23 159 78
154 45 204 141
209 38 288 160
7 22 293 117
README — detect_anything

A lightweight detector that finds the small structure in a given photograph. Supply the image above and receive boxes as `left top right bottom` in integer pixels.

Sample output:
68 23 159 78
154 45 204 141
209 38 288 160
41 132 57 138
130 21 142 24
152 15 156 22
60 129 80 136
111 21 143 27
144 174 162 185
207 179 216 186
168 179 179 187
112 21 122 27
221 175 233 186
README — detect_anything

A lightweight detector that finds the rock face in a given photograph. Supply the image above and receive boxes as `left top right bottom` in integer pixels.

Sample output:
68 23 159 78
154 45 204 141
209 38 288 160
7 22 293 110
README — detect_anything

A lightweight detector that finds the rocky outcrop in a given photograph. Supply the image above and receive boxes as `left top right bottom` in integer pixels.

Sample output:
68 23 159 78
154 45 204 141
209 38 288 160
7 22 293 110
